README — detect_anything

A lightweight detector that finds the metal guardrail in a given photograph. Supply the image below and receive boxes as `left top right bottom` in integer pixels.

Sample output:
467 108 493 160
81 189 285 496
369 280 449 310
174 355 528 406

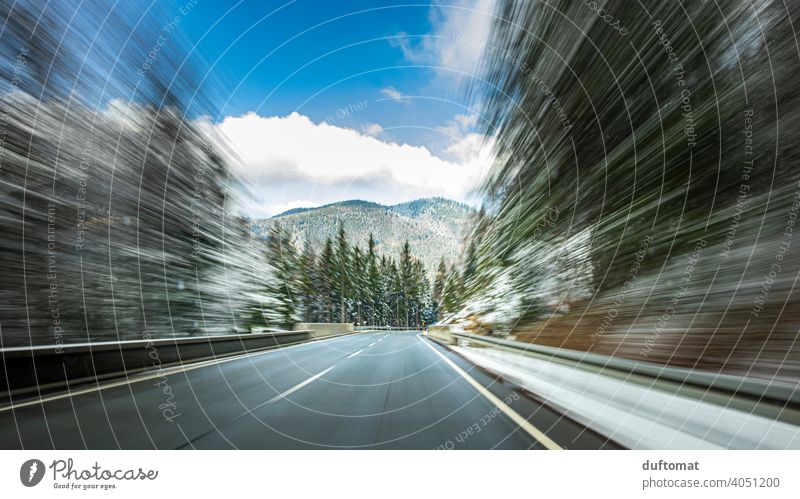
434 330 800 422
354 326 424 331
0 329 335 402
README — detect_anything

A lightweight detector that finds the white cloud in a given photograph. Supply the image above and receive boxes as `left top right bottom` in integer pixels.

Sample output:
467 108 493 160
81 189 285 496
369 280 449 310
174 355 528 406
444 131 488 164
453 113 479 129
434 112 491 163
437 112 479 137
361 122 384 135
379 86 405 101
217 112 494 215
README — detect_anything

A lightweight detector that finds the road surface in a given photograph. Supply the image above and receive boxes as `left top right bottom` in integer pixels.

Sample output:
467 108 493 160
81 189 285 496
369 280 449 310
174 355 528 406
0 331 620 449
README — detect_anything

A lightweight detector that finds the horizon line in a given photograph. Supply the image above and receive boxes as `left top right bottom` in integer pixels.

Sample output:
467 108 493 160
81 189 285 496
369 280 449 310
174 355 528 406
250 195 475 220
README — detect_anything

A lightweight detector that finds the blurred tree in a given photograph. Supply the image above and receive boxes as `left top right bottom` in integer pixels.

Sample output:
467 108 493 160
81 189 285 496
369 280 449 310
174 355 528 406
432 257 447 320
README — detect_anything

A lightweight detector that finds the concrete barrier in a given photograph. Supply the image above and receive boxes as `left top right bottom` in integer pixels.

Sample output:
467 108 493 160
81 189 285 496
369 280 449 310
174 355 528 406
0 330 312 401
451 345 800 449
436 330 800 427
446 331 800 408
293 323 354 339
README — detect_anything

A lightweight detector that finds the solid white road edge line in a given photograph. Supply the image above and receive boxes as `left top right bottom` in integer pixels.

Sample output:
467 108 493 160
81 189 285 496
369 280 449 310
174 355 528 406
418 336 563 450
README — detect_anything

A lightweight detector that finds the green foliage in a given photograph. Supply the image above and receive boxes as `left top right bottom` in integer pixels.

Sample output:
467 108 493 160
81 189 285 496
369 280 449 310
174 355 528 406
264 226 435 327
449 0 800 379
252 197 470 277
441 264 465 316
0 2 270 344
261 224 301 329
431 257 447 320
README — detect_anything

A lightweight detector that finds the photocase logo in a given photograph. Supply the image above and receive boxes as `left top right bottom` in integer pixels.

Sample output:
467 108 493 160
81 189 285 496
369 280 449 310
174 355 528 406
20 459 45 487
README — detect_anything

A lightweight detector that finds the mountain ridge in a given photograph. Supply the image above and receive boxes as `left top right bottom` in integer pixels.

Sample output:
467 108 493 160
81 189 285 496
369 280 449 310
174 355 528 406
264 197 468 220
251 197 472 276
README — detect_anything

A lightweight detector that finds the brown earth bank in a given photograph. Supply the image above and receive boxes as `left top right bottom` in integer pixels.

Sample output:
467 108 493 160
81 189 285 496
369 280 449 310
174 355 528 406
511 301 800 383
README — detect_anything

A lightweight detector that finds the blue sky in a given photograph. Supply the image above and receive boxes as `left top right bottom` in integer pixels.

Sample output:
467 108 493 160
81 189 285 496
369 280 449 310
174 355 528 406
172 0 496 216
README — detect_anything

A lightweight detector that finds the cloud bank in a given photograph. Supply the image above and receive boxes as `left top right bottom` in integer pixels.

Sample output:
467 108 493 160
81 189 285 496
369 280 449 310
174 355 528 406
217 111 493 217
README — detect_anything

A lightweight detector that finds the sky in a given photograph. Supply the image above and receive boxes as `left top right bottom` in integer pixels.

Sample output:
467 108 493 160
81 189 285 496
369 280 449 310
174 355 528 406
172 0 497 217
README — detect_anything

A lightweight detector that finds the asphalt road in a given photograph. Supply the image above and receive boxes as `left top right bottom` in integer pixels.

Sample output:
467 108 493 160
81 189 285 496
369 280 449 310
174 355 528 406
0 331 620 449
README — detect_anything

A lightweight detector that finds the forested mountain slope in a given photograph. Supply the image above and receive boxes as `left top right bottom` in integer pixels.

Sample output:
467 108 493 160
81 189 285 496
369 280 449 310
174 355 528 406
251 198 471 275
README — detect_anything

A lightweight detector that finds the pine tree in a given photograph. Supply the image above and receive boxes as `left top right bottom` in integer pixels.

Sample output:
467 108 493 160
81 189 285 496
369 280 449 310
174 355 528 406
388 259 401 326
318 238 336 322
334 222 351 323
351 245 366 325
298 238 317 322
265 224 300 329
432 257 447 320
378 255 391 325
442 264 463 316
411 259 427 327
366 234 380 326
399 241 414 326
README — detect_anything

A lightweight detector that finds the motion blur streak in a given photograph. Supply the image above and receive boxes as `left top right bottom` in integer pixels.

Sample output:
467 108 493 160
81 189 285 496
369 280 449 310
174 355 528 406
2 0 800 451
452 0 800 381
0 1 270 346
